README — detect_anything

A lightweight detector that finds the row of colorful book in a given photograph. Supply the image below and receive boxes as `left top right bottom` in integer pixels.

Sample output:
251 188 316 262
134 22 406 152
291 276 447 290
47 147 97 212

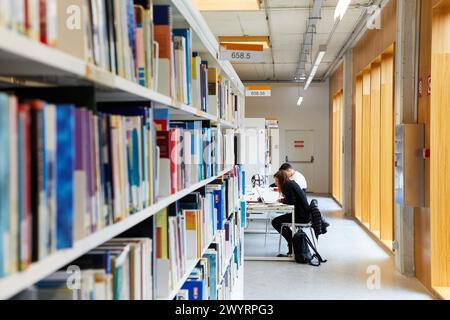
176 212 243 301
155 168 244 299
0 1 242 125
16 238 152 300
0 93 160 278
0 0 156 88
154 109 236 197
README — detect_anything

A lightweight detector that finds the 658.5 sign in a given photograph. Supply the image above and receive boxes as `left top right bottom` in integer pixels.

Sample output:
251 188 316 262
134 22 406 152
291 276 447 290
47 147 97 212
231 51 251 60
220 49 264 63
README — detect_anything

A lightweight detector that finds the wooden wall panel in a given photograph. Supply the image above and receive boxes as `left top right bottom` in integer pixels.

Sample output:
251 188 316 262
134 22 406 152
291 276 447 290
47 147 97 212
380 51 395 244
362 69 372 226
332 92 343 204
370 62 382 234
330 63 344 204
431 0 450 292
353 0 397 77
352 0 396 225
354 76 363 220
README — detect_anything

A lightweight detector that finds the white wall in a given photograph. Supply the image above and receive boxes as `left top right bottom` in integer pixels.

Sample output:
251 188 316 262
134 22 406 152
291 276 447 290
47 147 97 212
245 81 330 194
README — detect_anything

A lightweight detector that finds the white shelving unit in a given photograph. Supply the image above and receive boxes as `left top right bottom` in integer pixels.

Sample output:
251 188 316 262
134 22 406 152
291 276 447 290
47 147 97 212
0 0 245 301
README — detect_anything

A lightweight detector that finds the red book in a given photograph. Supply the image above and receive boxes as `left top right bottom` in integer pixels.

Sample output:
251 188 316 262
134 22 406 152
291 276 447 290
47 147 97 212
39 0 47 44
169 129 179 194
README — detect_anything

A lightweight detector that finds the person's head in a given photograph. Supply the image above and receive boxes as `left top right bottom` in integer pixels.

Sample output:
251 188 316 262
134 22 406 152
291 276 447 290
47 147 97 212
274 170 290 194
279 163 295 177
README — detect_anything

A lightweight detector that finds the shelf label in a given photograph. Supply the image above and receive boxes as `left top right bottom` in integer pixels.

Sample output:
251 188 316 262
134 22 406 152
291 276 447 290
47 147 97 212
220 43 264 63
246 86 272 97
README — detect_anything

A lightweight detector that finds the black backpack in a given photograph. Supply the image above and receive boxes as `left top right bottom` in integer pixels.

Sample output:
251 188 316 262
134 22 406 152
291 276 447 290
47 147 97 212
293 230 328 266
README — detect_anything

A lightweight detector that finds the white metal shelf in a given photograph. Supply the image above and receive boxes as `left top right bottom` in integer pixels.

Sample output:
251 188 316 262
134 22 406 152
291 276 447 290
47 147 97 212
0 168 233 300
161 244 211 301
0 27 228 123
220 119 238 130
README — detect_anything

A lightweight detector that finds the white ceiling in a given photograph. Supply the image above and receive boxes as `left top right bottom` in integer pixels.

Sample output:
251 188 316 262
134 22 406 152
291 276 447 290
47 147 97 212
198 0 368 81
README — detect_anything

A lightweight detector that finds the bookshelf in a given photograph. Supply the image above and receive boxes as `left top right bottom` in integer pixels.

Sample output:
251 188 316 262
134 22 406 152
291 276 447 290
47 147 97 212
0 168 234 300
0 0 246 301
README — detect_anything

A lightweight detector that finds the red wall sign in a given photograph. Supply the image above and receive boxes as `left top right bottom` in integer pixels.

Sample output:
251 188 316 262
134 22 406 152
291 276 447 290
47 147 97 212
294 140 305 149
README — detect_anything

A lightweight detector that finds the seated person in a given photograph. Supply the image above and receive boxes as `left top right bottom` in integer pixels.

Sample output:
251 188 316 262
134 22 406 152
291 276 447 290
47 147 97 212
279 163 308 193
271 170 310 257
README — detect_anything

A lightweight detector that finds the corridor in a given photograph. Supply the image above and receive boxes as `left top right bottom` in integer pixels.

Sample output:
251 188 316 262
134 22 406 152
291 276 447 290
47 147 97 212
244 196 434 300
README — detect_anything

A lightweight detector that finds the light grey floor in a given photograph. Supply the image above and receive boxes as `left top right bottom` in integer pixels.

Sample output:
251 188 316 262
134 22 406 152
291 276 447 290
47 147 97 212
244 196 434 300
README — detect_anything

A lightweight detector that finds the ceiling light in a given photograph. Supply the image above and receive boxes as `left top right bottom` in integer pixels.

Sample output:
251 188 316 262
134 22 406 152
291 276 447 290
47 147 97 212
304 45 327 90
334 0 352 21
194 0 260 11
219 36 270 50
297 96 304 107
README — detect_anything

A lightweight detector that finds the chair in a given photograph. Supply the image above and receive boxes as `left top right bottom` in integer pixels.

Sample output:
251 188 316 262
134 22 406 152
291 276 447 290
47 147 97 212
278 222 318 254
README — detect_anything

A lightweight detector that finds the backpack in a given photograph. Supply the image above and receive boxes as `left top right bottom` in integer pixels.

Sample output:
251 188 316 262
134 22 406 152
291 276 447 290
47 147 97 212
293 229 328 267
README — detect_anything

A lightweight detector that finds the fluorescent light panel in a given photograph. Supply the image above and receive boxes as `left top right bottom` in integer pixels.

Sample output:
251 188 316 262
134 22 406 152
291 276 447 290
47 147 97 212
194 0 260 11
334 0 352 21
219 36 270 49
297 96 304 106
304 45 327 91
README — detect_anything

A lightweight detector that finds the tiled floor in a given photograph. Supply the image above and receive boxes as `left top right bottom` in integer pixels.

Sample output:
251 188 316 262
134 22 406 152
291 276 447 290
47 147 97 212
244 196 434 300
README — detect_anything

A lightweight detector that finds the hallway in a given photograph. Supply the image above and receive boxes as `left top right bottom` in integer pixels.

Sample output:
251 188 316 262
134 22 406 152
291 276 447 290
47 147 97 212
244 196 434 300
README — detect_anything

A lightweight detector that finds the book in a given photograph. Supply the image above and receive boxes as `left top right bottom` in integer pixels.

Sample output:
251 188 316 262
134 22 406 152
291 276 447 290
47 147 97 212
153 5 173 97
0 93 11 277
29 100 49 262
173 28 192 105
56 105 75 249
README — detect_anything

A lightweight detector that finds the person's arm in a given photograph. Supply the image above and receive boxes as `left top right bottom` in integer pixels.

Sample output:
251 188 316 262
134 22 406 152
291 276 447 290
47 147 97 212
293 182 309 210
281 182 296 205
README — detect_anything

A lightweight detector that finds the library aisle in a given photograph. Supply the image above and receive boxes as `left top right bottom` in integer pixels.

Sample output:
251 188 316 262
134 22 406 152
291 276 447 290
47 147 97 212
244 196 433 300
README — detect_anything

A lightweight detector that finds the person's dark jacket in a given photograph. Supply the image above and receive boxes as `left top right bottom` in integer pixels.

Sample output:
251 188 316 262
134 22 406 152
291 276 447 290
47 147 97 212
281 180 310 223
309 199 323 238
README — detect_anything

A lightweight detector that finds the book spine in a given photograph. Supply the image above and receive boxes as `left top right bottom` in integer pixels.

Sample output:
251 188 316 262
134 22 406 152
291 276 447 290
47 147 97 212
56 105 75 249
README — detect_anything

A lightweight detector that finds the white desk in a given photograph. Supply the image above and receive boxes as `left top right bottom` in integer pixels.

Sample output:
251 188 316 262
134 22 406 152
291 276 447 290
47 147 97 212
245 202 295 262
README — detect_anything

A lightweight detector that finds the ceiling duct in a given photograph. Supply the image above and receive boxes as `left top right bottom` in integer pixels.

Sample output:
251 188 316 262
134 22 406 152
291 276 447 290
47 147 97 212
295 0 324 82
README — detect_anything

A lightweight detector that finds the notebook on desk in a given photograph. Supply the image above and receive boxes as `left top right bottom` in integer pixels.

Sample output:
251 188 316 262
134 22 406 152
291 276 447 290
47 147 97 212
255 187 280 204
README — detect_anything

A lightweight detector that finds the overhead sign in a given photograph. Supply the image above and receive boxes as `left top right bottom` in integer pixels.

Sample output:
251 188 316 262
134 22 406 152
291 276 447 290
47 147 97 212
220 43 264 63
246 86 272 97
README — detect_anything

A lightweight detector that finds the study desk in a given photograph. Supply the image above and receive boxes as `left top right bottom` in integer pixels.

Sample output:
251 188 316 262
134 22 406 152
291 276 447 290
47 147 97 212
245 202 296 262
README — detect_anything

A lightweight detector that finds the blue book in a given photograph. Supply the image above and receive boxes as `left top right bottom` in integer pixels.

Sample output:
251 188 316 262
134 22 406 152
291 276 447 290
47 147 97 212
181 279 205 300
204 251 218 300
173 29 192 105
0 94 10 277
126 0 137 78
73 250 113 273
130 126 140 210
56 105 75 249
214 187 225 230
153 5 172 25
